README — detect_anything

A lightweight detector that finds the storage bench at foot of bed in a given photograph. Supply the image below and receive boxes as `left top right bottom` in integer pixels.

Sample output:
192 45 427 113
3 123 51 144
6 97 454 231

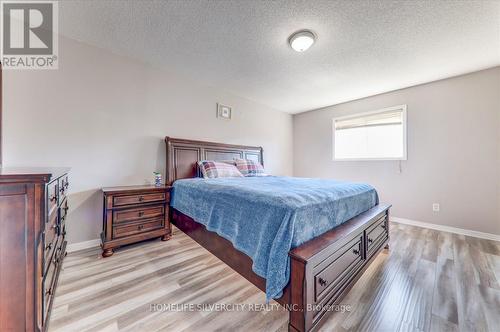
288 204 390 332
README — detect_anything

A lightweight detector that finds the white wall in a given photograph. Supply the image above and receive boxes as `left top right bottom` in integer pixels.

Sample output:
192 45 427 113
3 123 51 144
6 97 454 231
294 67 500 236
3 37 294 244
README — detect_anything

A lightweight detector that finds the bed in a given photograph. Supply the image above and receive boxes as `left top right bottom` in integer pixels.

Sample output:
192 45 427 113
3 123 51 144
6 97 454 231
165 137 391 332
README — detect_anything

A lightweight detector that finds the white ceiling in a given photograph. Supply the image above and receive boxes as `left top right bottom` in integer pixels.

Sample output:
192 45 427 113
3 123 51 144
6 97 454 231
59 0 500 114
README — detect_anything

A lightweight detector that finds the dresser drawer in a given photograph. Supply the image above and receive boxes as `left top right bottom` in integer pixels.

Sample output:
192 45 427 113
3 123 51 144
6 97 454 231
113 204 164 224
366 216 388 254
44 212 58 267
44 239 61 279
314 235 363 302
113 192 167 207
44 253 57 286
59 198 69 235
43 255 58 320
43 236 57 273
47 180 58 216
58 174 69 204
112 217 164 238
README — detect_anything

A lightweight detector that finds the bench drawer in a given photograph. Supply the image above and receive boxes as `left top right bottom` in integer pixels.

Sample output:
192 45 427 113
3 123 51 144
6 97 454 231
314 236 363 301
367 216 388 253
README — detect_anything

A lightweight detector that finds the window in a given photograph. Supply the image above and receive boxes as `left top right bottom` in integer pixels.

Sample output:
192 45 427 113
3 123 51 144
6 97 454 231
333 105 407 161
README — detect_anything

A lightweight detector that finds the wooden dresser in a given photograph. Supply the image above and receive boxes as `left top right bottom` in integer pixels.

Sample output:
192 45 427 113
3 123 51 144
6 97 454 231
0 167 70 332
101 185 172 257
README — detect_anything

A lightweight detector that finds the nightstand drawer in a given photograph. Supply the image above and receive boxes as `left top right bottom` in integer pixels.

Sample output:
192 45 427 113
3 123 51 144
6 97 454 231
112 218 164 238
113 204 165 224
113 192 167 207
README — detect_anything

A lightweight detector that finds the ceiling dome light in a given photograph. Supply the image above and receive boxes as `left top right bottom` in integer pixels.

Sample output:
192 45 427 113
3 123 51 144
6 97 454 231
289 30 316 52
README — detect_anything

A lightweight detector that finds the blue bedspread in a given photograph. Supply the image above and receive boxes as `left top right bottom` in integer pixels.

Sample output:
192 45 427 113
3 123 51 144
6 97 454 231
170 176 378 300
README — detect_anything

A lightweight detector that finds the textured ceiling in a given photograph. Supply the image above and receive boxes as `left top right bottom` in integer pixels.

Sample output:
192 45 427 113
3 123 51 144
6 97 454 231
59 0 500 113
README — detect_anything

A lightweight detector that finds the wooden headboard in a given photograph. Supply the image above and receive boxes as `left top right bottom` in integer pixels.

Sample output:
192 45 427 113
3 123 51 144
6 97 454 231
165 137 263 185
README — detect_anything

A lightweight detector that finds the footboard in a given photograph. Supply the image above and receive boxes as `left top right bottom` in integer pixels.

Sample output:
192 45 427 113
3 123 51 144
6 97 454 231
288 204 391 332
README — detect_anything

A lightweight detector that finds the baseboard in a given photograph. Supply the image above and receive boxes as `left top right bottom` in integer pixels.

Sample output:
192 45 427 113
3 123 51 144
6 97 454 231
391 217 500 242
66 238 101 253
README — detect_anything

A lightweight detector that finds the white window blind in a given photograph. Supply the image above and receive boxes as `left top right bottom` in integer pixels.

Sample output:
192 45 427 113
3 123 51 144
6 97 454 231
333 105 407 160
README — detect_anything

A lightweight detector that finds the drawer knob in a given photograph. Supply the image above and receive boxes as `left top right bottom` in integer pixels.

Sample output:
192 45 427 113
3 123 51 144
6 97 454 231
138 211 144 217
138 196 144 202
46 288 52 296
138 225 144 230
318 277 327 286
368 238 373 244
381 223 386 229
50 195 57 202
353 249 360 255
45 243 52 251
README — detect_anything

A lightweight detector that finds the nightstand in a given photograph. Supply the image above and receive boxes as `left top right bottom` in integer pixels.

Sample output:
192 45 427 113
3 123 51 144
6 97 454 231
101 185 172 257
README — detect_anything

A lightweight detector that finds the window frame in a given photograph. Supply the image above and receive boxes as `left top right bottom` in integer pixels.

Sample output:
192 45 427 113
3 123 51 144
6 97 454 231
332 104 407 161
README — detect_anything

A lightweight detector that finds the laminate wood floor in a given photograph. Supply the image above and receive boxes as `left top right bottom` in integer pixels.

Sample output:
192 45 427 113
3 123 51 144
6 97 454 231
50 223 500 332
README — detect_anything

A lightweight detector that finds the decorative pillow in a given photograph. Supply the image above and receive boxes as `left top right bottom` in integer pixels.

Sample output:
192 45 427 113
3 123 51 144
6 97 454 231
198 160 243 178
234 159 268 177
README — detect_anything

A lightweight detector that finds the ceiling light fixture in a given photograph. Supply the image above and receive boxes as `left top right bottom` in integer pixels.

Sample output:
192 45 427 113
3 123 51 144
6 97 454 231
289 30 316 52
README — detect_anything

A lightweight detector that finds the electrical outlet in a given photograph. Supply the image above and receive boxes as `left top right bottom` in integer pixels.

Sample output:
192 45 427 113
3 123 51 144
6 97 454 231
432 203 440 212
